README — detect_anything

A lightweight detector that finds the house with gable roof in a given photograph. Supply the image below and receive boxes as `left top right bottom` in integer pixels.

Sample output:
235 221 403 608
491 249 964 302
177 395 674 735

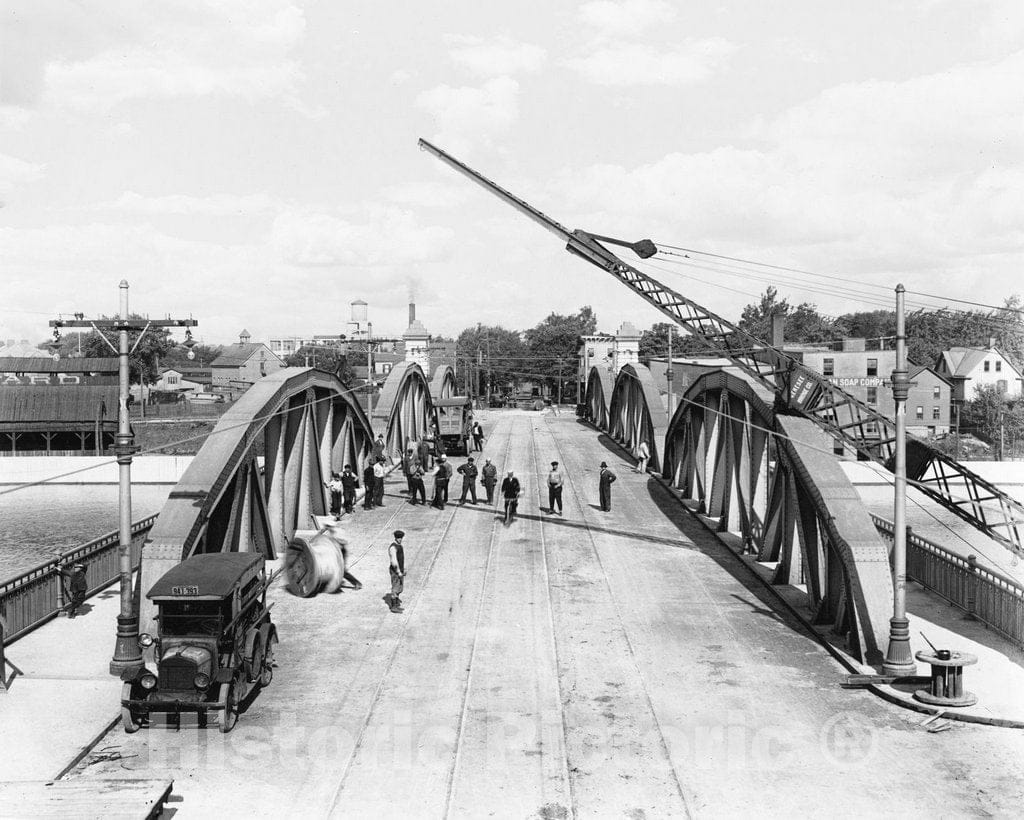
210 330 284 391
935 340 1024 402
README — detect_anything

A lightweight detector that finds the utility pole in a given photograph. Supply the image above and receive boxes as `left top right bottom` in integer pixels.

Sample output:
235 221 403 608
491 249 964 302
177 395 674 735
883 284 916 677
486 328 491 407
666 325 675 418
50 281 197 676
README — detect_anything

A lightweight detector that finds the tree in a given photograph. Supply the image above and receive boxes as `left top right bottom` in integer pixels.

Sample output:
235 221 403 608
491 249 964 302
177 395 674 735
960 384 1024 458
523 306 598 397
162 343 223 369
737 287 836 345
638 322 709 362
455 325 529 396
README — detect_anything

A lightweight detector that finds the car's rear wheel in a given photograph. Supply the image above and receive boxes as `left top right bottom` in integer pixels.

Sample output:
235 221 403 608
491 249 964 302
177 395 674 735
121 682 141 733
218 682 239 733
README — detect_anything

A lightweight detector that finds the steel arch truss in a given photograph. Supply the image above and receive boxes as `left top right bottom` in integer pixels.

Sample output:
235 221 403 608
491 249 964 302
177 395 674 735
663 370 893 663
584 366 615 430
139 368 373 630
372 361 433 460
607 364 668 472
430 364 456 401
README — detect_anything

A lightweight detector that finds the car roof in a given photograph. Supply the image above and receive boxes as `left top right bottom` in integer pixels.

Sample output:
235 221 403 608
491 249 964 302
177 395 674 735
434 396 470 407
147 552 264 601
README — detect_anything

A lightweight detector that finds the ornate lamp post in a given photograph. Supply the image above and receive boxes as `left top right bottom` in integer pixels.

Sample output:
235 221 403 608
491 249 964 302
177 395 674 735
883 284 916 676
51 281 197 675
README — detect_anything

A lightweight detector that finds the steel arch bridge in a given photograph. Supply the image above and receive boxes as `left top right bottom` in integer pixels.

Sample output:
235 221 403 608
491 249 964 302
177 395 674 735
661 370 892 663
584 366 615 430
139 368 375 629
371 361 434 458
430 364 456 401
607 363 669 473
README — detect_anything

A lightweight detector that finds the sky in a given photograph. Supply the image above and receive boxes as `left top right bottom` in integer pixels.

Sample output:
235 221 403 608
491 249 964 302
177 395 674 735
1 0 1022 347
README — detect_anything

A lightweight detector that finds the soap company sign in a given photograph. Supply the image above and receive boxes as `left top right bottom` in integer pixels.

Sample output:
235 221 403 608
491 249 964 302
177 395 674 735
829 377 885 388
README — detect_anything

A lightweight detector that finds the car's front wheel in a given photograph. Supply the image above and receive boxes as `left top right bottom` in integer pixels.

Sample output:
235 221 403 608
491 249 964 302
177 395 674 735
218 681 239 733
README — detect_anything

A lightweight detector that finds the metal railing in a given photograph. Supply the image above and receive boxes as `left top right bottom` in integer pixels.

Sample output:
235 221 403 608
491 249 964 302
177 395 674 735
871 513 1024 647
0 516 157 646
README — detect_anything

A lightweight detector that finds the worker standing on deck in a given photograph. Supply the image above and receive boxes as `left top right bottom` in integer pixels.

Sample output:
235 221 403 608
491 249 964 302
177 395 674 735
501 470 520 525
402 446 418 495
546 461 563 515
481 457 498 504
387 530 406 613
408 462 427 505
371 434 386 463
373 457 387 507
362 461 376 509
340 465 359 514
598 461 617 512
471 420 484 452
458 457 479 505
432 454 452 509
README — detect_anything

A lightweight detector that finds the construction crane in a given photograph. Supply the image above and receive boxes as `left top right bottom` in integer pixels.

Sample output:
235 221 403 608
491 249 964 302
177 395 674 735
418 137 1024 557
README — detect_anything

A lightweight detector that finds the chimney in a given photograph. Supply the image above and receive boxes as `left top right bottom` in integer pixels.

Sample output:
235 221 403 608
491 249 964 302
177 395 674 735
770 314 785 348
988 337 997 349
409 301 416 328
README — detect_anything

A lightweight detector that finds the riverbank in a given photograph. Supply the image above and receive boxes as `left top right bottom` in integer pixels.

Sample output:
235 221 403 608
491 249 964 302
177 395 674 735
0 456 192 485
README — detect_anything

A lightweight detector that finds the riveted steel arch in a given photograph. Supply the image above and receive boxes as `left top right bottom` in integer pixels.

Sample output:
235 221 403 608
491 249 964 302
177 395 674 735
430 364 456 401
607 363 669 473
584 366 615 430
372 361 433 460
663 369 892 663
139 367 373 632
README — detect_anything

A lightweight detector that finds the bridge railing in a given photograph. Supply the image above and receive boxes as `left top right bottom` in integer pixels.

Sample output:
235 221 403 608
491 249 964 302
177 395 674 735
0 516 156 646
871 513 1024 647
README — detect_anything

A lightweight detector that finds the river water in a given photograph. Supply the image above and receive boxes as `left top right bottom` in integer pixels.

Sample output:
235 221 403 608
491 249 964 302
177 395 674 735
0 485 172 579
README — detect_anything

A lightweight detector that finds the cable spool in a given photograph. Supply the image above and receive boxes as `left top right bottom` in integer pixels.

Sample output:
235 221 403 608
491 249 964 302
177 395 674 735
285 530 347 597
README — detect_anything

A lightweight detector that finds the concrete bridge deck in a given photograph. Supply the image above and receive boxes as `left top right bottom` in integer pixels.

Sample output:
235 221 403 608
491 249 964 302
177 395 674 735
5 411 1024 817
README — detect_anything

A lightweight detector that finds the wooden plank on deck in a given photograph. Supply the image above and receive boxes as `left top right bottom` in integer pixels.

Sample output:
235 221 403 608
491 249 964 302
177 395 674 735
0 779 173 819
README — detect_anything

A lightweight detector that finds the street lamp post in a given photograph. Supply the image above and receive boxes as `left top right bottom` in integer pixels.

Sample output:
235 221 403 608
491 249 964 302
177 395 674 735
50 281 197 676
883 284 916 676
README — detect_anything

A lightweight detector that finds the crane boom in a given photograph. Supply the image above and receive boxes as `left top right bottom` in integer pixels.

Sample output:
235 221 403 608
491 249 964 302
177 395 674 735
419 138 1024 556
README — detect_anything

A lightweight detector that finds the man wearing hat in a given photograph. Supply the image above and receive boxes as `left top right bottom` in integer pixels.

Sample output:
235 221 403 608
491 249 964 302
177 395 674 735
598 461 617 512
546 460 563 514
501 470 521 525
432 454 452 509
387 530 406 613
457 456 479 505
58 561 89 618
481 457 498 504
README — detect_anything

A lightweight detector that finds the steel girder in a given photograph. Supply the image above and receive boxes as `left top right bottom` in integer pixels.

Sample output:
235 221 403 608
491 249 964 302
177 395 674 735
662 369 893 664
138 367 373 633
584 366 615 430
607 363 669 473
371 361 433 461
430 364 456 401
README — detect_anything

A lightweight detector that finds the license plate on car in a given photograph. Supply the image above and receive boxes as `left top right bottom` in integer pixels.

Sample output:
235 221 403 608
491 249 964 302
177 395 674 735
171 585 199 596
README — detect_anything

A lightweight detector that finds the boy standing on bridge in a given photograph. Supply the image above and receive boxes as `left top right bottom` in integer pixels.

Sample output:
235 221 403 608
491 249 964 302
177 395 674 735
387 530 406 613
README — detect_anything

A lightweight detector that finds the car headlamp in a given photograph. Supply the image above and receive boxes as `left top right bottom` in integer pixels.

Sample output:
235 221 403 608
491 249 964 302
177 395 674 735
193 672 211 690
138 633 154 648
140 673 158 690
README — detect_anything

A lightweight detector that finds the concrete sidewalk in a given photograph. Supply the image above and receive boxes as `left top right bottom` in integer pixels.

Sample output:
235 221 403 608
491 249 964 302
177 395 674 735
0 588 123 781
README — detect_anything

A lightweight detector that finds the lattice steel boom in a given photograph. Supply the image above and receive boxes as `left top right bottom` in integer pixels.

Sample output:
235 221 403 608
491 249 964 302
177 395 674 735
418 137 1024 555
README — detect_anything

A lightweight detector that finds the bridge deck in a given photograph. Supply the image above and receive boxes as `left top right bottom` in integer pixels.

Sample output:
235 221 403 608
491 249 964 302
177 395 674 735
65 411 1024 817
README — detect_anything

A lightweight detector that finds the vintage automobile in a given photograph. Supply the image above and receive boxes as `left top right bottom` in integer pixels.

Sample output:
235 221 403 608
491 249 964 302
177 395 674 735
120 552 276 733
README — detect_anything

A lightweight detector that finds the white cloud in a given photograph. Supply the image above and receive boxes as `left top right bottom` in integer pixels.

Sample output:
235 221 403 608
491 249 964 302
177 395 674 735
564 39 738 86
103 191 280 216
0 152 45 198
270 208 455 268
382 181 473 209
577 0 676 37
416 77 521 154
39 1 307 111
445 34 546 77
547 50 1024 311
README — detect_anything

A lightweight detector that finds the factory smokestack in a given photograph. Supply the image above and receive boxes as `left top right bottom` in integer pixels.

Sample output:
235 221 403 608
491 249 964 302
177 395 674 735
409 301 415 328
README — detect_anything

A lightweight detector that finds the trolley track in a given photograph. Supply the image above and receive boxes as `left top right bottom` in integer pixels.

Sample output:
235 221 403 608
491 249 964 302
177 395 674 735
533 415 695 818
